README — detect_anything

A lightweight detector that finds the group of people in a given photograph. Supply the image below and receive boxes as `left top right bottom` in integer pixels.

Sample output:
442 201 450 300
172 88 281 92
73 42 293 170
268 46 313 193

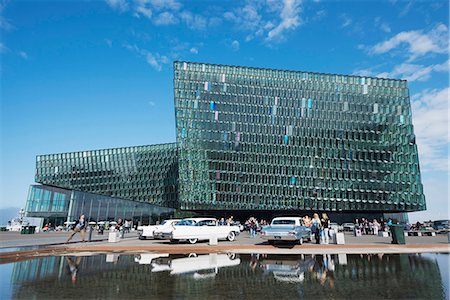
355 218 391 235
303 213 331 244
66 214 131 243
245 217 269 238
218 216 236 226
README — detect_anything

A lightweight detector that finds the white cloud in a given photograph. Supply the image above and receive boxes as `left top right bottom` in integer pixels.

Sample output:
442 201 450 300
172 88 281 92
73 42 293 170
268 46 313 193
124 44 169 71
411 87 449 172
153 12 178 25
341 14 352 28
180 11 207 30
231 40 240 51
399 1 412 17
224 0 302 43
105 0 129 12
149 0 181 11
0 43 9 53
266 0 302 42
135 5 152 19
313 9 327 21
189 47 198 54
352 68 375 77
370 23 449 61
375 59 448 81
19 51 28 59
380 23 391 33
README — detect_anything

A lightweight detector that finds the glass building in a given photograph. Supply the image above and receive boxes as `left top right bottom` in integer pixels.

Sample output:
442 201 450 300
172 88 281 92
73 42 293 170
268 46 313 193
35 143 178 208
26 184 175 226
26 61 426 222
174 61 426 213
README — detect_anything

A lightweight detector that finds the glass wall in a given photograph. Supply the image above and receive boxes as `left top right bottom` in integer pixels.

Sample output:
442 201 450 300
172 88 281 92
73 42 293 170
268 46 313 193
173 61 426 212
26 185 71 216
68 188 175 225
35 143 179 208
26 185 175 226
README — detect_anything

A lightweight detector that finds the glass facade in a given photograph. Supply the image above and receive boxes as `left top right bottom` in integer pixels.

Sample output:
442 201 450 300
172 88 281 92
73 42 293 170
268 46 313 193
174 61 426 212
25 184 175 225
35 143 179 208
25 185 71 218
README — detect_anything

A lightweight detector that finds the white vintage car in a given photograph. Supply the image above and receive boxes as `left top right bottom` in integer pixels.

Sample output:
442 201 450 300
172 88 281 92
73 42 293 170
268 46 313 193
158 217 240 244
137 219 180 239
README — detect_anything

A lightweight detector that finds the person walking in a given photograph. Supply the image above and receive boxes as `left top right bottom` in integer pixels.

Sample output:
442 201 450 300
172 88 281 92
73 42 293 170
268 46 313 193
312 213 322 244
249 217 257 238
66 214 86 243
320 213 330 244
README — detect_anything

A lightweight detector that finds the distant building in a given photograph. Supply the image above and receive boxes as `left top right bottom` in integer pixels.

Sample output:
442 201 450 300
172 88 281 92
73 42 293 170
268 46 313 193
26 61 426 224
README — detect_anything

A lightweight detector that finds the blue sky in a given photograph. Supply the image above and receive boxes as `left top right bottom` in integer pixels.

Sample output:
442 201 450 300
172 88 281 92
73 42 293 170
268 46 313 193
1 0 448 222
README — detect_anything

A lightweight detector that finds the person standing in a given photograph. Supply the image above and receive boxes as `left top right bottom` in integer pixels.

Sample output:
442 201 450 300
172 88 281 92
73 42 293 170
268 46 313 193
373 219 380 235
66 214 86 243
312 213 322 244
321 213 330 244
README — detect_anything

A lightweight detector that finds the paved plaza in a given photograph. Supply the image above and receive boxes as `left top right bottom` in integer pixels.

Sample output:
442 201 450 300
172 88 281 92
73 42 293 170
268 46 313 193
1 230 449 260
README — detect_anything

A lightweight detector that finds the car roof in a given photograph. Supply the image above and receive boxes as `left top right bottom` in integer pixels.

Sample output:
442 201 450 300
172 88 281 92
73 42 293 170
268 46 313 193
272 217 302 220
183 218 216 221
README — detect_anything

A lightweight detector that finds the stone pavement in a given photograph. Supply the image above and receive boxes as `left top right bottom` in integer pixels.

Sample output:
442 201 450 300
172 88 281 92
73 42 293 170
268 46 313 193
0 230 448 260
1 229 448 248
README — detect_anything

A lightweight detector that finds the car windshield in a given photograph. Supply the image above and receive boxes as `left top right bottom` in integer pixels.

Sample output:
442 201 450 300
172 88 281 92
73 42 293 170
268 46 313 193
176 220 194 226
272 220 296 225
160 220 167 226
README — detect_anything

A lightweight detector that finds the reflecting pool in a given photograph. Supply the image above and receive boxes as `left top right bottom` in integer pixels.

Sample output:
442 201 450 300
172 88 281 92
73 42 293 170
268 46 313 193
1 252 448 299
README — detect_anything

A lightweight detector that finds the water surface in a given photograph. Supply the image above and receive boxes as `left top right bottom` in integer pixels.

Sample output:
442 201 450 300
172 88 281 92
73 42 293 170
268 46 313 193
1 252 448 299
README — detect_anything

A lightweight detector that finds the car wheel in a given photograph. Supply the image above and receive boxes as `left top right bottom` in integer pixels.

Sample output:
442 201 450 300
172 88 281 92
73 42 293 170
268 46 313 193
227 253 237 260
188 238 198 244
298 237 303 245
227 231 236 242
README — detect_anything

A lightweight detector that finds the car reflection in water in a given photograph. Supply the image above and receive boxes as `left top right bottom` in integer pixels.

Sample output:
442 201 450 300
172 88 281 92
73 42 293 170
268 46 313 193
259 254 338 288
133 253 169 265
150 253 240 279
259 254 315 283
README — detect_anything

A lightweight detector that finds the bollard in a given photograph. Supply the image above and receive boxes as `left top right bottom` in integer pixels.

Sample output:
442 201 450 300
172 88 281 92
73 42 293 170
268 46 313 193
209 234 218 245
108 230 119 243
336 232 345 244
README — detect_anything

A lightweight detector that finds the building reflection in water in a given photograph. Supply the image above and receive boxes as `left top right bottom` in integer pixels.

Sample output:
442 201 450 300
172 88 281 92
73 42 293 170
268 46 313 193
9 253 446 299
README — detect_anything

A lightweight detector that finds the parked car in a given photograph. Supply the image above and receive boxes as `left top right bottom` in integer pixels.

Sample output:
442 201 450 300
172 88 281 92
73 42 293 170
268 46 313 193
330 222 343 232
153 219 195 239
158 218 240 244
433 220 449 232
260 217 311 245
342 223 355 232
137 219 181 240
233 221 244 231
